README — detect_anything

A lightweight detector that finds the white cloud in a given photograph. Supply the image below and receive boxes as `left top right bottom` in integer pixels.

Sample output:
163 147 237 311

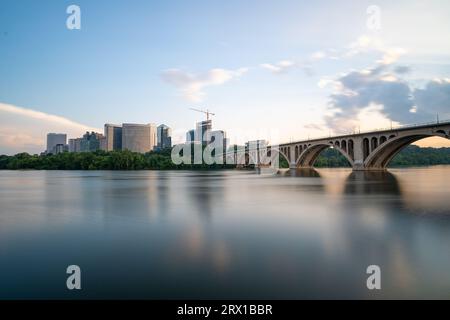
310 36 407 66
0 102 100 155
345 35 407 65
161 67 248 102
260 60 296 74
310 51 327 61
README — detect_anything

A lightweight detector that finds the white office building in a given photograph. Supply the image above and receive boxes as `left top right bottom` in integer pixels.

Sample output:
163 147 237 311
46 133 67 154
122 123 157 153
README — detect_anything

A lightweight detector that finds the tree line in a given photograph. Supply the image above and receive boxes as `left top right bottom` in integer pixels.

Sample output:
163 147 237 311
0 149 234 170
0 145 449 170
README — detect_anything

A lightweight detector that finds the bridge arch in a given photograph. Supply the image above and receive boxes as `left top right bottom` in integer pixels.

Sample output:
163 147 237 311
341 140 347 152
363 138 370 160
364 130 450 169
278 148 290 165
295 143 355 168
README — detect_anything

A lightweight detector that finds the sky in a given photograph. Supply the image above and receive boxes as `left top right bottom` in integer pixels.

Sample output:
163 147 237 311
1 0 450 154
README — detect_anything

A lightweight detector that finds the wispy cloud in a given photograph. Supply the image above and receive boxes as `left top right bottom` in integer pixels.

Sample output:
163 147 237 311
307 36 407 68
161 67 248 102
0 103 100 155
260 60 296 74
344 35 407 65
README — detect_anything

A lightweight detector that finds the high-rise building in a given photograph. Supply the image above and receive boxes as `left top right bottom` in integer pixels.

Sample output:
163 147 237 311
104 124 122 151
209 130 228 161
53 144 68 154
79 131 105 152
157 124 172 149
47 133 67 154
245 140 268 150
122 123 157 153
186 129 195 142
68 132 107 153
69 138 81 152
195 120 212 144
210 130 228 149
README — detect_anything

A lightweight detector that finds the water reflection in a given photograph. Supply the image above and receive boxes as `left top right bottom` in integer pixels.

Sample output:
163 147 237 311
1 168 450 299
283 168 322 177
344 170 401 195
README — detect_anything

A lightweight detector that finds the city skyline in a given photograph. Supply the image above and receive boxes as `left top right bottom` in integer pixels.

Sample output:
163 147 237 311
2 0 450 155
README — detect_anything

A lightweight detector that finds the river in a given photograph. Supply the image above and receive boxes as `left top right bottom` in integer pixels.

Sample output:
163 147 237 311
0 166 449 299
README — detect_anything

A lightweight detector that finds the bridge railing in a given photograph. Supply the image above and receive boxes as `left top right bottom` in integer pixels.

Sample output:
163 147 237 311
277 118 450 146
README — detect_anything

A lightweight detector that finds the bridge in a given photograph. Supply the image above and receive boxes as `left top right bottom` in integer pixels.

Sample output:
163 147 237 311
274 121 450 171
224 121 450 171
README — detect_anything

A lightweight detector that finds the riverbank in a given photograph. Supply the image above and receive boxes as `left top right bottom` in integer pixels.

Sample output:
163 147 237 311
1 145 449 170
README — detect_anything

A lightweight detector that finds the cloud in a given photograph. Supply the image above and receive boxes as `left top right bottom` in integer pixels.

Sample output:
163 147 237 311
303 123 324 131
313 35 407 66
309 50 341 61
260 60 296 74
393 65 411 74
320 66 450 133
346 36 407 65
161 67 248 102
0 102 100 155
414 78 450 117
310 51 327 61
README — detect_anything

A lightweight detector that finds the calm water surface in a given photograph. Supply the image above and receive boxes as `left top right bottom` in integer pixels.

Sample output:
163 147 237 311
1 167 450 299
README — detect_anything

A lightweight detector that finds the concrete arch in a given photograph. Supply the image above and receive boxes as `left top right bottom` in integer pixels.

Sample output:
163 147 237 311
363 138 370 160
341 140 347 152
278 148 290 165
371 137 378 151
348 139 354 160
364 131 449 169
295 143 355 168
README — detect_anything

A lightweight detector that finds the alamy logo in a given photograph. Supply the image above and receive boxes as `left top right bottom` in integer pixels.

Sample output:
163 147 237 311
66 5 81 30
366 265 381 290
66 265 81 290
366 5 381 31
171 131 279 170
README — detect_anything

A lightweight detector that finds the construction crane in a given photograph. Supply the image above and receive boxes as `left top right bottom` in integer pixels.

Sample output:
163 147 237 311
189 107 215 121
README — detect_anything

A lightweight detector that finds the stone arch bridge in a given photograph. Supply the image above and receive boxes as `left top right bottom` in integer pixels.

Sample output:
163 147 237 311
269 121 450 171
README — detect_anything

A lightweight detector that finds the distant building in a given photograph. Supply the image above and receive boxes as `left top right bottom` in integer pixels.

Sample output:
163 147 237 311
209 130 228 161
122 123 157 153
69 133 103 153
104 124 122 151
245 140 268 150
186 129 195 142
69 138 81 153
157 124 172 149
47 133 67 154
53 143 68 154
99 136 107 151
78 131 105 152
195 120 212 144
210 130 228 150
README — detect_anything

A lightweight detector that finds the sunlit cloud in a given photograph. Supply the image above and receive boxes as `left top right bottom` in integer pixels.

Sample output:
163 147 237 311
0 103 100 155
161 67 248 102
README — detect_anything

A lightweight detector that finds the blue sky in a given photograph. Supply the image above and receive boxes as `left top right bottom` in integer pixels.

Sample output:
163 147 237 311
1 0 450 154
